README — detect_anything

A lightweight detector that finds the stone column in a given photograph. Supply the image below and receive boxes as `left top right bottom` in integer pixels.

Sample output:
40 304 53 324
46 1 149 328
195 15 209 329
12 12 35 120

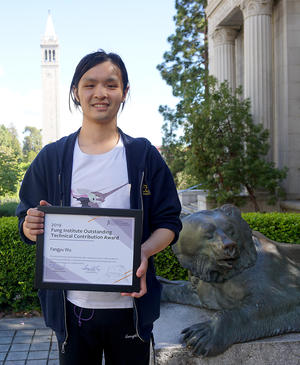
212 27 239 90
242 0 273 152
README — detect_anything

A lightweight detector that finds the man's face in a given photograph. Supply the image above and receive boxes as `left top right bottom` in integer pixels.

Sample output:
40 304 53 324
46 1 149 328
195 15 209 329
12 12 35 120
74 61 127 126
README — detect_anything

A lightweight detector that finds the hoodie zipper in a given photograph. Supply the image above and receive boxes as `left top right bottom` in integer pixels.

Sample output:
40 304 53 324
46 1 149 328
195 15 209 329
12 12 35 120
58 173 63 206
133 170 145 342
61 291 69 354
58 173 68 354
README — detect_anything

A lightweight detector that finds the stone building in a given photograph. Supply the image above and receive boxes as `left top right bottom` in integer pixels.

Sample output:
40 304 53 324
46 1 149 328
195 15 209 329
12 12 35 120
206 0 300 200
40 11 60 146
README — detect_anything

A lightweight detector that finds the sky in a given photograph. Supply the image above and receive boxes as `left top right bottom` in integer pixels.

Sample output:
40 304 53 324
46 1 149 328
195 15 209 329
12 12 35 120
0 0 178 146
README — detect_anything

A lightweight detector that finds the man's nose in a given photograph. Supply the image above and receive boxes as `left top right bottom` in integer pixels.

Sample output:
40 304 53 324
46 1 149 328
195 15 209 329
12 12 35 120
94 85 107 98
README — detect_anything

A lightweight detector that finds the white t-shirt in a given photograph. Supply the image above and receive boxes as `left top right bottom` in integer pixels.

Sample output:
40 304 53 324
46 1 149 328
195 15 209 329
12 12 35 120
67 137 133 309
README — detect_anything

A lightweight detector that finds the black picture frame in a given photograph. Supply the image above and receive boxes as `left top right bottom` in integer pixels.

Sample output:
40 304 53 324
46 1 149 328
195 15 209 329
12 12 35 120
35 206 142 293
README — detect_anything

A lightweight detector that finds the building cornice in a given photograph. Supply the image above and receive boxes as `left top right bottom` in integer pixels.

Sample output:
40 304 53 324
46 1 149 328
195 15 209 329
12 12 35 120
206 0 224 17
206 0 242 35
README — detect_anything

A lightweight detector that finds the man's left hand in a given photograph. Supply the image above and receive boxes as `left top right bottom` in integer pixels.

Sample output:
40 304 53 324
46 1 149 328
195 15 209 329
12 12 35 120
121 251 148 298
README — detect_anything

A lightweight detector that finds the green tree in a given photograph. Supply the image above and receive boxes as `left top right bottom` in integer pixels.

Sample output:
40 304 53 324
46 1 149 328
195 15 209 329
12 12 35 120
0 147 21 196
159 106 186 186
157 0 207 178
0 124 22 157
22 126 42 162
184 80 287 211
157 0 208 99
0 125 22 196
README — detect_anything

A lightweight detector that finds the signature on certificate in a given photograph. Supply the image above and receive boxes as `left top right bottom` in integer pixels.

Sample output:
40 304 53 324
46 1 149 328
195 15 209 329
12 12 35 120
82 264 101 273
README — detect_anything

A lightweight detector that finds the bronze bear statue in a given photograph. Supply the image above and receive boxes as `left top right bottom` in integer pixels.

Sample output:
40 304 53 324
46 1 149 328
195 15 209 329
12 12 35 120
160 204 300 357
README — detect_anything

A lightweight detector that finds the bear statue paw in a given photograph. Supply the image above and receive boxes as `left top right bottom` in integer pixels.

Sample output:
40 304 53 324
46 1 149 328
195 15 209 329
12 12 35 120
181 320 226 357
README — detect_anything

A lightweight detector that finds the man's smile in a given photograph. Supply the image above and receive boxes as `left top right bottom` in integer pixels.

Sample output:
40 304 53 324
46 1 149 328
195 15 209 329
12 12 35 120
92 103 109 109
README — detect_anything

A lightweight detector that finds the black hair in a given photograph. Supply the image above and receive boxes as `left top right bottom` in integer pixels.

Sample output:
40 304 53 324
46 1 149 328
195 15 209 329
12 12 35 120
69 49 129 111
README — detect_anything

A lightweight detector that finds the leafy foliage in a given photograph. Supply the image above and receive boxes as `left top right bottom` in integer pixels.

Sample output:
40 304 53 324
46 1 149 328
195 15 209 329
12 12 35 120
0 125 23 196
0 124 43 197
157 0 207 99
154 245 188 280
242 212 300 244
0 202 19 217
0 217 39 312
22 126 42 162
0 146 22 196
157 0 208 180
184 81 287 211
0 124 22 157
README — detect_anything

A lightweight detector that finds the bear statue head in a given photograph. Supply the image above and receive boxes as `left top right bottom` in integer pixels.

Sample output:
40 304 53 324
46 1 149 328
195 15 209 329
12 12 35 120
173 204 257 283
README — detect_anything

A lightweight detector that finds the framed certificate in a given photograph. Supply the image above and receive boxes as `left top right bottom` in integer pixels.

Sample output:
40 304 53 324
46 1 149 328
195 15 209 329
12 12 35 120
35 206 142 292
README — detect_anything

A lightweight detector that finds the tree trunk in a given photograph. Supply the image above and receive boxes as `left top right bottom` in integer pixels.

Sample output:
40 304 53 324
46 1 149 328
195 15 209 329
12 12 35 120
245 184 260 212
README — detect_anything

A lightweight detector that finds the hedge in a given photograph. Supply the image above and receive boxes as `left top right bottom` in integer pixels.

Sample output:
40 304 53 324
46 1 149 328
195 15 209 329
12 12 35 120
0 217 39 312
0 202 18 217
154 246 189 280
242 212 300 244
0 213 299 312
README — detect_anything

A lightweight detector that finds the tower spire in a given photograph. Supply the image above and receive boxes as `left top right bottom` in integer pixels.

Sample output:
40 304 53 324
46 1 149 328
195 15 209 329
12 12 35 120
43 10 57 41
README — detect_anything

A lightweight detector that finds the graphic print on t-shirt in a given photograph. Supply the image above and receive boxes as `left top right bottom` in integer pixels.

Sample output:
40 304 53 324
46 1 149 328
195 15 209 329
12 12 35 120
72 183 128 208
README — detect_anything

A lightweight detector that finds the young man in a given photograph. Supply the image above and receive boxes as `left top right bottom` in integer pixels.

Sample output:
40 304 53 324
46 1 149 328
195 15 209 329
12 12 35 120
16 50 182 365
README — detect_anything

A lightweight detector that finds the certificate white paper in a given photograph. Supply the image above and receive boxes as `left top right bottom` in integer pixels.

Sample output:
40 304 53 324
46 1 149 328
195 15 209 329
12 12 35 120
35 206 142 292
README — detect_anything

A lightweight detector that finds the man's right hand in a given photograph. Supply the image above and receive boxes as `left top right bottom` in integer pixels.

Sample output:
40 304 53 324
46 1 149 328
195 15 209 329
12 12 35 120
23 200 51 242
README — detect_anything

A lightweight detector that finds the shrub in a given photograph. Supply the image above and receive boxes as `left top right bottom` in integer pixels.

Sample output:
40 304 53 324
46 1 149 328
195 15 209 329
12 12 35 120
0 201 19 217
242 212 300 244
0 217 40 312
154 245 188 280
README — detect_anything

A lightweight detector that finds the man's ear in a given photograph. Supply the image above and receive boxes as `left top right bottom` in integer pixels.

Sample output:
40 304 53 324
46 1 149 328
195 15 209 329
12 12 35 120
73 87 80 104
122 85 129 102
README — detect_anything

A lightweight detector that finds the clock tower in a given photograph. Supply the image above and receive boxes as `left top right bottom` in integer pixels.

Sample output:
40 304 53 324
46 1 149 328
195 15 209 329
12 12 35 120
40 11 60 145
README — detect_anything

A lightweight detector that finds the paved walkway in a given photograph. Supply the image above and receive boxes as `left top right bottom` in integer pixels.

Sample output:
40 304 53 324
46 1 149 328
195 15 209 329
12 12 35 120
0 317 58 365
0 303 210 365
2 305 300 365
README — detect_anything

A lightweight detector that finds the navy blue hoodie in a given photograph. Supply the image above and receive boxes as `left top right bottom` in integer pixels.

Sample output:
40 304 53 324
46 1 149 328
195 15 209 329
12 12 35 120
16 128 182 346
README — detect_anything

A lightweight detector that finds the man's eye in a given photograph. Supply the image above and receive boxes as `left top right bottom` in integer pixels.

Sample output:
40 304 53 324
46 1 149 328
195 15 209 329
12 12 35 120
107 84 117 88
85 84 94 88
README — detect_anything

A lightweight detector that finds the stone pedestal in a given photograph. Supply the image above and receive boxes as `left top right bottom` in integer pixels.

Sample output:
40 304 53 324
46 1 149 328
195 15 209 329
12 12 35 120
179 189 282 213
280 200 300 213
153 303 300 365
